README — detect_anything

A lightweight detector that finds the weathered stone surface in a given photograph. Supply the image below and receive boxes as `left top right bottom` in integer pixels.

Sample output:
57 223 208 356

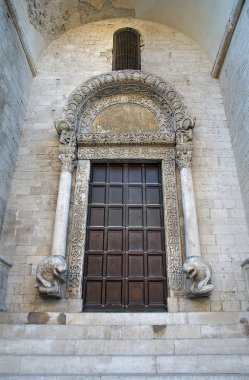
0 0 32 235
241 258 249 310
220 1 249 234
27 0 135 40
0 311 248 377
0 256 12 310
0 18 248 312
157 355 249 374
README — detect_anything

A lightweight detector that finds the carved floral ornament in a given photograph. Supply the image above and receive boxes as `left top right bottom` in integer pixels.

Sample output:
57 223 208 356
54 70 195 168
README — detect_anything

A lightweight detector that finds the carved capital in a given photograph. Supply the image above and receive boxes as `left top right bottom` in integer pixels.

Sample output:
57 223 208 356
176 143 194 169
35 255 67 299
59 153 77 173
183 256 214 297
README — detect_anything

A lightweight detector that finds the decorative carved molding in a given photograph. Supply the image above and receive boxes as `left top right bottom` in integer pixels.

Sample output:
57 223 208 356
77 132 175 146
183 256 214 297
78 146 174 160
59 70 193 134
67 147 184 298
66 160 90 298
58 153 77 173
35 255 67 299
162 159 184 295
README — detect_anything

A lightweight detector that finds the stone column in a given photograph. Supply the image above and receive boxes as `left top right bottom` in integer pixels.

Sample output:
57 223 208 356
176 124 213 297
51 153 76 257
35 152 76 299
176 144 201 258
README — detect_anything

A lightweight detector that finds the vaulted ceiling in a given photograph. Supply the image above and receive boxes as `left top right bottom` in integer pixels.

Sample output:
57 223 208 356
14 0 236 65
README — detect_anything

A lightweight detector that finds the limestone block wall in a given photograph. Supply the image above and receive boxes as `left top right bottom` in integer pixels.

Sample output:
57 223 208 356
220 0 249 234
0 0 33 235
0 18 249 312
0 256 12 311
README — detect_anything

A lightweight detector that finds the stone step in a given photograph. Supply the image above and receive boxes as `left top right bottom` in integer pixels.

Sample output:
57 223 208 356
1 312 248 378
0 322 247 340
0 311 248 326
1 354 249 375
0 337 249 356
1 376 249 380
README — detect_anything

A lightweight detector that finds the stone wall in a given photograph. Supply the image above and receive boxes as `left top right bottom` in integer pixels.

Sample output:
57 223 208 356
0 0 33 235
0 18 249 312
220 0 249 234
0 256 12 311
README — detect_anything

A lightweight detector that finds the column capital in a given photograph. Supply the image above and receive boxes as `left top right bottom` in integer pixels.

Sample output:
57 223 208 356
59 153 77 173
176 143 193 169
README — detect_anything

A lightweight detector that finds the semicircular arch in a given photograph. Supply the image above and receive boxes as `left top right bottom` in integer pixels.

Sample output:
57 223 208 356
55 70 194 136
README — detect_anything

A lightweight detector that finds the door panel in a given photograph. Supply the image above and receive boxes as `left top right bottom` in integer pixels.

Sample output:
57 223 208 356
83 163 167 311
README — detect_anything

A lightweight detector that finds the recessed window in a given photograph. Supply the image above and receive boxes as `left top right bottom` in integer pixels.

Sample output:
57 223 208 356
112 28 141 71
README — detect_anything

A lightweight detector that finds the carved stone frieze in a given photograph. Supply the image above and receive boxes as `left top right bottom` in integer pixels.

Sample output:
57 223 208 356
162 159 184 295
78 146 174 160
77 132 175 146
66 160 90 298
59 153 77 173
67 147 183 298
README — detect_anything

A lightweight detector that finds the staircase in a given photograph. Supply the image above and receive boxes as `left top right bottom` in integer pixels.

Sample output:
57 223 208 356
0 311 249 379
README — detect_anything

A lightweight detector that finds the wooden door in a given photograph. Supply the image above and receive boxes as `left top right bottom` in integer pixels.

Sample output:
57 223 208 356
83 163 167 311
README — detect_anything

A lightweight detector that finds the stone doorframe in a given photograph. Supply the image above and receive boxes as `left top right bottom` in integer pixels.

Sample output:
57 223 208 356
68 146 182 303
36 70 213 311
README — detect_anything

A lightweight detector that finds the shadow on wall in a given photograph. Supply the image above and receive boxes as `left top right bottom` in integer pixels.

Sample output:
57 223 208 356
27 0 135 40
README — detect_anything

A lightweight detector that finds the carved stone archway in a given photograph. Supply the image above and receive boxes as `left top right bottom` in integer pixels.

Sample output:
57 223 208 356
55 70 192 136
35 71 213 311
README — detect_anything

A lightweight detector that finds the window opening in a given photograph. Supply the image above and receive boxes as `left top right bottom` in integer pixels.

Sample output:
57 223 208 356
112 28 141 70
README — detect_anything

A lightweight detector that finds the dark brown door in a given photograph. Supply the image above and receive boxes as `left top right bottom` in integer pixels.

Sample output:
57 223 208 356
83 163 167 311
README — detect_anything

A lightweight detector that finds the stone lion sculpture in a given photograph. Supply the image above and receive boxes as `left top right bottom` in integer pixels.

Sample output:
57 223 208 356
35 255 67 299
182 256 214 297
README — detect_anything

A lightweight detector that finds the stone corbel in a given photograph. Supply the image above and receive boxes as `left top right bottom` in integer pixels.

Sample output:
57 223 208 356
36 123 77 299
176 119 214 297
